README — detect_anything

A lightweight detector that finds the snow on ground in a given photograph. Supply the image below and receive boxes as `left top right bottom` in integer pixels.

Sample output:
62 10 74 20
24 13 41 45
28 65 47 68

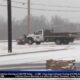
0 41 79 79
0 41 71 55
0 40 79 65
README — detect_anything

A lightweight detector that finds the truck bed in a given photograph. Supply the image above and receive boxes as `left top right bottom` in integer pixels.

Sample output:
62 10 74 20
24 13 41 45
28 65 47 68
44 29 80 38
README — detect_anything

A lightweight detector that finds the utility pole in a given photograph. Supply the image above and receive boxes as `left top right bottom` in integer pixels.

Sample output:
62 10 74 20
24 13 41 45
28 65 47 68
7 0 12 53
27 0 31 34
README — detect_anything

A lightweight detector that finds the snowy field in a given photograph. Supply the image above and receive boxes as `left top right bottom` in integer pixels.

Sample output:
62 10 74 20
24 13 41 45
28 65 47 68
0 41 73 55
0 40 80 69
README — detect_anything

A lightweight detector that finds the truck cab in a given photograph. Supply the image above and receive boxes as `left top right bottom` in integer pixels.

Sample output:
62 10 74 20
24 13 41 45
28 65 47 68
27 30 44 45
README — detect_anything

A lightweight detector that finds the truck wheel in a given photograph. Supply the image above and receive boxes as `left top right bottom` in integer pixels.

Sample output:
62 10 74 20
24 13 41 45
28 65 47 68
36 42 41 45
70 38 74 43
27 38 34 45
63 40 69 44
55 40 62 45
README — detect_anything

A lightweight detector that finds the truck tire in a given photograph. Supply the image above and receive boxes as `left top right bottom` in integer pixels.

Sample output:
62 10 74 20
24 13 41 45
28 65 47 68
70 38 74 43
55 39 62 45
36 42 41 45
27 38 34 45
63 40 69 44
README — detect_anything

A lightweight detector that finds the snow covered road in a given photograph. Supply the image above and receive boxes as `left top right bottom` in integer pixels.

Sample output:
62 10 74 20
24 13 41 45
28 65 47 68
0 41 72 55
0 40 79 69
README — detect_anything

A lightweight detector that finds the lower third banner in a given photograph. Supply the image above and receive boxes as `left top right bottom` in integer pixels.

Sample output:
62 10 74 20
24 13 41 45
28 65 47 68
0 71 80 78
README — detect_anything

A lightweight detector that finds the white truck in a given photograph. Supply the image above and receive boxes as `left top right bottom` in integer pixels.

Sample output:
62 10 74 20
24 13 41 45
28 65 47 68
17 29 79 45
26 29 79 45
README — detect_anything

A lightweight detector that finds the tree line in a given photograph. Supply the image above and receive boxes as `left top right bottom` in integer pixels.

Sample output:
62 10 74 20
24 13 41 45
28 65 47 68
0 15 79 40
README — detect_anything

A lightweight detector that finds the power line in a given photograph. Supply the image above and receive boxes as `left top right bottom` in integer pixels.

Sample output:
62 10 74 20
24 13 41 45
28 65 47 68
31 8 80 12
3 0 80 9
31 3 80 9
3 0 26 5
0 4 27 9
1 4 80 12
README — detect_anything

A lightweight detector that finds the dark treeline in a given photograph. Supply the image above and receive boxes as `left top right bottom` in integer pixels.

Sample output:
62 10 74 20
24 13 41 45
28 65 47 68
0 15 80 40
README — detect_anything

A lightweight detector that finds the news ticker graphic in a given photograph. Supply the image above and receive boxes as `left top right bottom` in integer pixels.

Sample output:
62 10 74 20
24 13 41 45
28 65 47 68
0 71 80 78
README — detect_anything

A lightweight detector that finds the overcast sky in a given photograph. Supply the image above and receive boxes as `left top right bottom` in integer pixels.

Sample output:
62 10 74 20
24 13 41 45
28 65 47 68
0 0 80 22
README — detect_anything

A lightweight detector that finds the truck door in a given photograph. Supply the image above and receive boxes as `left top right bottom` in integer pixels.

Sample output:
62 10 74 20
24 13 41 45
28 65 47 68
35 30 44 41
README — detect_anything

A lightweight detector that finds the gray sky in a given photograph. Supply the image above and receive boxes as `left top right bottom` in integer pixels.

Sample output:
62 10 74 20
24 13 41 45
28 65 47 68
1 0 80 22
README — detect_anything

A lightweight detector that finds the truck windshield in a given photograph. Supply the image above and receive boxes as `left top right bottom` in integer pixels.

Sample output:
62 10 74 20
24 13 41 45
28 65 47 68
35 31 42 35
